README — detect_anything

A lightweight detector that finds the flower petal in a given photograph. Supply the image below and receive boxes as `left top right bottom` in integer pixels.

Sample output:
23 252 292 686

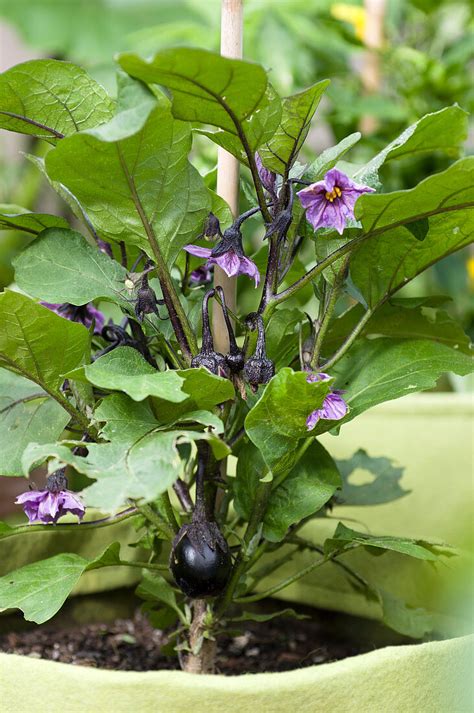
183 244 213 259
321 392 348 420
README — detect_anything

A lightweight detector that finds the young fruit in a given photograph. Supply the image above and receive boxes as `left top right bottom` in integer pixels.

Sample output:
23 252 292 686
170 529 232 598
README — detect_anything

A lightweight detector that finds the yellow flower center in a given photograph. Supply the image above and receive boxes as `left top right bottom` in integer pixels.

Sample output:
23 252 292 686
325 186 342 202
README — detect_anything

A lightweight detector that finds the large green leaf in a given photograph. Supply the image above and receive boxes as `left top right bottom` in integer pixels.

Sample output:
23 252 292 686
0 291 90 393
23 426 229 512
352 158 474 307
0 369 70 476
13 228 128 305
119 47 269 136
259 80 330 174
0 204 68 235
244 368 331 477
355 105 468 184
197 84 282 163
45 100 211 265
325 298 472 357
333 338 473 422
0 59 114 142
235 440 341 542
69 348 234 413
95 393 223 442
324 523 445 561
0 543 121 624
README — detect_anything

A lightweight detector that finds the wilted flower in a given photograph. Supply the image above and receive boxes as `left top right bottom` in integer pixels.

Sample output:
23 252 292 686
15 471 85 525
41 302 105 334
184 225 260 287
297 168 375 235
255 152 277 195
306 371 348 430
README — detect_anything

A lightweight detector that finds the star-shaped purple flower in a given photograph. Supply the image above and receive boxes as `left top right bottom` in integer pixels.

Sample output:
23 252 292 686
297 168 375 235
15 471 85 524
306 371 348 430
184 244 260 287
41 302 105 334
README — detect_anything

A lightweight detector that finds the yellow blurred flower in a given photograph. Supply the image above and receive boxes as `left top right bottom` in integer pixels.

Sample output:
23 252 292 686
331 3 367 41
466 255 474 291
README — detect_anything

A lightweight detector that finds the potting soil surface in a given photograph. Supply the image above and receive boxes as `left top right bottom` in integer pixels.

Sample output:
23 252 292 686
0 601 411 674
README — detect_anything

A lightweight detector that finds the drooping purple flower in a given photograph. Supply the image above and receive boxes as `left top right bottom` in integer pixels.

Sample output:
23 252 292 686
255 152 277 195
189 264 213 286
41 302 105 334
15 471 85 525
306 371 348 430
184 224 260 287
297 168 375 235
97 238 113 257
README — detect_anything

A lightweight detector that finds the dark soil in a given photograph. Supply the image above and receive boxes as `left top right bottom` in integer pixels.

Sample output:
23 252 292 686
0 594 411 674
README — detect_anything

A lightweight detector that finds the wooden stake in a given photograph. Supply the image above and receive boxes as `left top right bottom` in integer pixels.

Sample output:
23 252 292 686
360 0 386 135
212 0 243 353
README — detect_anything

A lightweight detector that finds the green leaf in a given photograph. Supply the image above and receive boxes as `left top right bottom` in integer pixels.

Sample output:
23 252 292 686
0 290 90 392
355 105 468 184
379 590 435 639
0 543 120 624
0 59 114 143
0 204 68 235
333 338 473 422
95 393 224 442
259 80 330 174
23 426 227 512
325 299 472 357
136 571 186 623
119 47 269 137
265 307 302 369
352 158 474 307
244 368 331 477
324 523 442 561
13 228 128 305
45 100 211 265
236 441 341 542
305 132 361 181
69 348 234 415
197 84 282 162
336 449 409 506
229 608 309 623
68 347 186 402
0 369 70 476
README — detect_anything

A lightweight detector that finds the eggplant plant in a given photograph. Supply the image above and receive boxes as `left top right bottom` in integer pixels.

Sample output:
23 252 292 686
0 49 472 674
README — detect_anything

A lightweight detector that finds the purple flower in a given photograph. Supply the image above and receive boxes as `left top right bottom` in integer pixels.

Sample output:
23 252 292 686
306 371 348 430
15 471 85 525
189 264 213 286
255 152 277 195
41 302 105 334
297 168 375 235
184 221 261 288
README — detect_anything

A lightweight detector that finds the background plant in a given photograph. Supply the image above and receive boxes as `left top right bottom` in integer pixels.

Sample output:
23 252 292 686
0 41 472 673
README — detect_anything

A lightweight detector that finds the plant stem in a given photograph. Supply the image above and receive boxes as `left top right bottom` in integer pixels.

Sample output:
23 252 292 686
234 547 357 603
310 256 349 369
215 479 272 617
1 507 138 540
322 308 373 370
119 560 169 572
184 599 216 674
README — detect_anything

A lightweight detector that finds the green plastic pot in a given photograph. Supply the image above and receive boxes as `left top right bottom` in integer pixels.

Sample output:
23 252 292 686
0 635 472 713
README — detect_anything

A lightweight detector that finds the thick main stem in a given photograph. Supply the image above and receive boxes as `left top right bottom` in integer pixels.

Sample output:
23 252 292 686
212 0 243 354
